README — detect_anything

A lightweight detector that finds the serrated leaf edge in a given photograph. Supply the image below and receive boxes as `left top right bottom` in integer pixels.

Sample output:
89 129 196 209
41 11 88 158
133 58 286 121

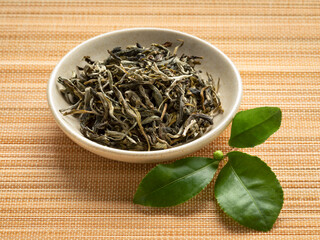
228 107 282 148
214 152 284 232
134 157 219 207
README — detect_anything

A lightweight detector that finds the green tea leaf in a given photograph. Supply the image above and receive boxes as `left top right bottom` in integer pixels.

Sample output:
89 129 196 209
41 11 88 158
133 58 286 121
214 151 283 231
228 107 282 148
134 157 219 207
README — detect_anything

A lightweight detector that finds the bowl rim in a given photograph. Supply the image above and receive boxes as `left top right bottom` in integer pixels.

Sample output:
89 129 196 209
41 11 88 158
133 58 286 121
47 27 242 158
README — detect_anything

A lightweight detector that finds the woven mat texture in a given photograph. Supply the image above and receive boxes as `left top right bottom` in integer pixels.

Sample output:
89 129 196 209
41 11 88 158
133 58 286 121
1 0 320 239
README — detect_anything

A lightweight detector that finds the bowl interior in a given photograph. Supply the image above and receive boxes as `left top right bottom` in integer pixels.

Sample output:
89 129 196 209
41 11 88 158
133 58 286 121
48 28 241 162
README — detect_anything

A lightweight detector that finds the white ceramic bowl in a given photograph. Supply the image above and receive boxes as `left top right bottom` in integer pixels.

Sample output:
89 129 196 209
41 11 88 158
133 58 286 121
47 28 242 163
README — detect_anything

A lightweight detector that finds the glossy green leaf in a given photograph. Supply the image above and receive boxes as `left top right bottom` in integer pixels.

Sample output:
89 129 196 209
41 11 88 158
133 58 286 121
134 157 219 207
214 151 283 231
229 107 282 148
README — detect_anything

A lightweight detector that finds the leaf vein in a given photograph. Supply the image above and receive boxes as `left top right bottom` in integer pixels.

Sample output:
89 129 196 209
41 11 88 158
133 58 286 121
229 162 268 229
231 110 279 141
138 161 216 200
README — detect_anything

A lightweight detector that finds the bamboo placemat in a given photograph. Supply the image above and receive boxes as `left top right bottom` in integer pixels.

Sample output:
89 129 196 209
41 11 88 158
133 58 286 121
1 0 320 239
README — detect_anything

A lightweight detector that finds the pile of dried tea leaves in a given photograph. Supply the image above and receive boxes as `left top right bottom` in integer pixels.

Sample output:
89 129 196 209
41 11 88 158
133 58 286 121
58 40 223 151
